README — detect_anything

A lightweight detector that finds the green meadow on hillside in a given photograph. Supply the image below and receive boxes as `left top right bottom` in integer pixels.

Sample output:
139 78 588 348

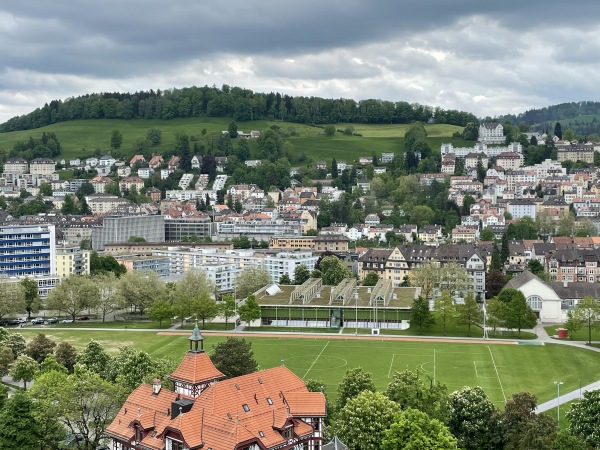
0 118 468 163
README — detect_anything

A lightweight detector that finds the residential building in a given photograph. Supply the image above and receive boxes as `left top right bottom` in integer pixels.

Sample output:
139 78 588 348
478 122 504 144
117 255 171 277
0 224 57 277
507 199 537 220
120 176 145 194
380 152 395 164
106 327 326 450
3 157 28 174
29 158 56 175
55 245 90 277
557 143 594 163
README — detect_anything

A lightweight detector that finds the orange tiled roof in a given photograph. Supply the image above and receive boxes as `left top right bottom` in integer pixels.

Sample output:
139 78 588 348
168 351 225 385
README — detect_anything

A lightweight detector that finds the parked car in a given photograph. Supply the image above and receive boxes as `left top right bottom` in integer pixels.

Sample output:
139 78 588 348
31 317 45 325
16 317 27 324
77 316 90 321
47 317 59 324
61 318 74 324
0 319 19 327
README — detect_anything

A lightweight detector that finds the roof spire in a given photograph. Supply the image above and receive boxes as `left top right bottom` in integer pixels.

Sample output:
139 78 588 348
188 321 205 353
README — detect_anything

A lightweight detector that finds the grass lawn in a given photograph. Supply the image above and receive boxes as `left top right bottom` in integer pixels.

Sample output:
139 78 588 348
51 321 170 329
14 329 600 406
0 118 466 163
544 399 580 431
342 321 537 340
544 325 600 342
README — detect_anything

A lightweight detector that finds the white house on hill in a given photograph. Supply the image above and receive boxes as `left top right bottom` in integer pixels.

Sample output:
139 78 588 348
504 271 562 322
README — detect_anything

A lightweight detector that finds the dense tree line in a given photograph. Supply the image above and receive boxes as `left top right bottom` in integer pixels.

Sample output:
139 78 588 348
0 85 479 132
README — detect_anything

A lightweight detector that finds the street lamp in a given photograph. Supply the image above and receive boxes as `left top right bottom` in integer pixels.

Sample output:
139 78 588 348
554 381 564 426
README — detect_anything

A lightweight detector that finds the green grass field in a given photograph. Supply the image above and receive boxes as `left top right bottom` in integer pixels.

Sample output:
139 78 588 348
0 118 466 163
544 325 600 342
15 329 600 407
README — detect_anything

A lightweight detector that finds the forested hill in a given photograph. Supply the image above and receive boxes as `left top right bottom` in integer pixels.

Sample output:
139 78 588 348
500 101 600 128
0 85 479 133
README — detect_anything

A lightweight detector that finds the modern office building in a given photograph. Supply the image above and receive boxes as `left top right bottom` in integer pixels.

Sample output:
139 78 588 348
164 216 216 241
116 255 171 277
91 215 165 250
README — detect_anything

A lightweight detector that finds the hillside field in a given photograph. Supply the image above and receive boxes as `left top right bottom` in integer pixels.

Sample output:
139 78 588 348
0 118 468 163
17 329 600 406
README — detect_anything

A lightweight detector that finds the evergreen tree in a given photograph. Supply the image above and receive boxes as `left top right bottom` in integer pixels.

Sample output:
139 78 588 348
0 391 42 449
409 296 435 334
500 232 510 264
331 158 338 179
554 122 563 139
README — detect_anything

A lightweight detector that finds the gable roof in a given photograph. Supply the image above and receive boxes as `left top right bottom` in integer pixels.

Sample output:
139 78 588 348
504 269 540 290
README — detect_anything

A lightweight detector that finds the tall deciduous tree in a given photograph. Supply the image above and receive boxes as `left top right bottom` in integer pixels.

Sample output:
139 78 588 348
55 341 77 373
119 270 166 315
336 391 401 450
456 294 483 336
10 354 38 389
192 292 219 327
20 278 40 319
434 290 456 335
0 391 43 449
410 262 437 299
573 296 600 345
410 296 435 334
236 267 271 299
238 295 261 327
217 294 236 329
0 347 13 377
382 408 457 450
386 369 449 422
335 367 376 411
147 299 173 328
211 337 258 378
567 389 600 449
320 255 353 286
293 264 311 285
76 340 111 379
362 271 379 286
448 386 496 450
504 290 537 335
25 333 56 363
46 275 99 321
94 272 122 322
0 277 25 319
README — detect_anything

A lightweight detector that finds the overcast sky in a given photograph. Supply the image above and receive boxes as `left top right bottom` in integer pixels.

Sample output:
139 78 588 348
1 1 600 124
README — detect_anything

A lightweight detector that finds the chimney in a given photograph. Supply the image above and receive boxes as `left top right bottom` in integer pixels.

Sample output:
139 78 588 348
152 378 161 396
563 280 568 288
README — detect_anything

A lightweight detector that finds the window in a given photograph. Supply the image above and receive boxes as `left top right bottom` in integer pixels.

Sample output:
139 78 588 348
266 397 273 405
527 295 543 311
242 404 250 412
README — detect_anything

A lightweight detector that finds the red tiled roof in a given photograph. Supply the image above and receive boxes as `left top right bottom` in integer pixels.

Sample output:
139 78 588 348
168 351 225 385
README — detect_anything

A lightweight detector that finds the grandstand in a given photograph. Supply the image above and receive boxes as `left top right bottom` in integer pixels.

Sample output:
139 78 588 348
252 278 420 330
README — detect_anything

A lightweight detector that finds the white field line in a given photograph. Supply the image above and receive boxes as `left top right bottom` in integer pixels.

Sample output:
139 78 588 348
388 354 396 378
474 361 479 378
303 341 330 379
488 346 507 401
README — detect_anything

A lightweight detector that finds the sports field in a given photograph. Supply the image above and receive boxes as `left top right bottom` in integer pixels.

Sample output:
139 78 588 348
16 329 600 406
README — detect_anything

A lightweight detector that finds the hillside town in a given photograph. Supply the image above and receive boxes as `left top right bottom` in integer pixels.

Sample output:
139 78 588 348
1 123 600 330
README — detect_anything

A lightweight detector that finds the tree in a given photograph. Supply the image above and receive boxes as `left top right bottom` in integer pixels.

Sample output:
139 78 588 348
293 264 311 285
480 227 495 242
218 294 236 329
211 337 258 378
4 333 26 359
552 430 589 450
410 296 434 334
448 386 496 450
486 270 506 299
55 341 77 373
279 274 292 284
567 389 600 449
172 269 214 303
147 299 173 328
61 193 79 215
335 367 376 411
20 277 40 319
46 275 99 322
434 290 455 335
31 369 123 450
324 125 336 136
109 346 172 390
0 278 25 319
410 263 437 299
94 272 122 322
503 289 537 335
386 369 449 422
528 259 546 278
228 120 238 138
573 296 600 345
501 232 510 264
77 340 111 379
146 127 162 145
486 296 508 336
110 129 123 149
456 294 483 336
554 122 563 140
362 271 379 286
38 353 67 375
119 270 166 315
10 354 38 389
382 408 457 450
236 267 271 299
0 391 43 449
336 391 401 450
0 347 13 377
320 255 353 285
331 158 338 179
25 333 56 363
90 251 127 277
436 263 471 297
193 292 218 327
238 295 261 327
